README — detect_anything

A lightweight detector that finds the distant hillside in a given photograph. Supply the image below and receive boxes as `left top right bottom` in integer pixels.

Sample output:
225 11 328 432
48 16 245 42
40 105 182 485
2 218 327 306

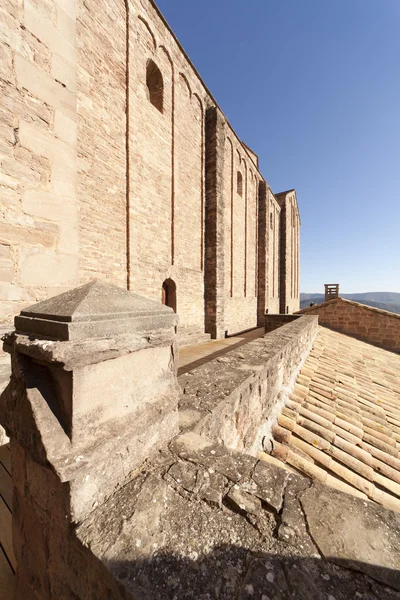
300 292 400 315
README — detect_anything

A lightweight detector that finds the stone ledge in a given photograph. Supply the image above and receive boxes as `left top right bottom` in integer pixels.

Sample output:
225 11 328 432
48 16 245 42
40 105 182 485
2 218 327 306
3 329 177 370
178 315 318 453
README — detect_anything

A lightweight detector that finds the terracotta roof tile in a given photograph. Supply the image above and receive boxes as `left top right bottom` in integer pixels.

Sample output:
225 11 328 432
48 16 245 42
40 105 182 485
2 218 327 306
270 326 400 512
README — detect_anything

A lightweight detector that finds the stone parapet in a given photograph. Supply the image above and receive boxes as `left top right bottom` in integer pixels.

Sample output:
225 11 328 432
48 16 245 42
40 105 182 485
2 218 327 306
264 313 301 333
1 284 399 598
52 431 400 598
178 315 318 454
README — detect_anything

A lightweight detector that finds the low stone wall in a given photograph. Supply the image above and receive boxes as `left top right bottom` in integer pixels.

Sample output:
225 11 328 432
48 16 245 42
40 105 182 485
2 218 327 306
264 314 300 333
178 315 318 454
299 298 400 353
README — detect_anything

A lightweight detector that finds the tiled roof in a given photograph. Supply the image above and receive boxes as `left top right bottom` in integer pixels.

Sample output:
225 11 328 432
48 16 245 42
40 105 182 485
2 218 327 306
271 326 400 512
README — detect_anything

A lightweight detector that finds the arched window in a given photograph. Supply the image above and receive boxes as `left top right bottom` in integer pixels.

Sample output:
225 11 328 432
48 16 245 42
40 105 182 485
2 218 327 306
161 279 176 312
237 171 243 196
270 212 273 229
146 59 164 113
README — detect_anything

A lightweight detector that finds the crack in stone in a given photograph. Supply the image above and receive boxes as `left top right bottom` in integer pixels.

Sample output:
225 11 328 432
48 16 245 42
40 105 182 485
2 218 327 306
297 485 325 557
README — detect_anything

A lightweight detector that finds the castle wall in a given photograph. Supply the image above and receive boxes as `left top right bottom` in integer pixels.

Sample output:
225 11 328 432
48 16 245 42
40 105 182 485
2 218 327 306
128 0 210 336
241 143 259 169
77 0 127 288
0 0 301 339
0 0 79 324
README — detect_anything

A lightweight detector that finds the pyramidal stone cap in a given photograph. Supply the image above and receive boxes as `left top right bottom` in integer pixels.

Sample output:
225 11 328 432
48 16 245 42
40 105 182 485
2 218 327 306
14 280 178 341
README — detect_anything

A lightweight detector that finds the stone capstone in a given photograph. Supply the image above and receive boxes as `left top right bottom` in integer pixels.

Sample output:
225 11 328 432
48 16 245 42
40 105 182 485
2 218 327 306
0 282 180 524
15 280 178 341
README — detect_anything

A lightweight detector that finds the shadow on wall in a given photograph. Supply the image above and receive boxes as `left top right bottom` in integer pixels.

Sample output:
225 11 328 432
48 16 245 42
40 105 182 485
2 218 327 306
109 546 400 599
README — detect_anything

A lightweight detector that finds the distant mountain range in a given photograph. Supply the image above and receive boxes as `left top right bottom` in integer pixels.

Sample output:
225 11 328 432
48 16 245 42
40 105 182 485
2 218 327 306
300 292 400 315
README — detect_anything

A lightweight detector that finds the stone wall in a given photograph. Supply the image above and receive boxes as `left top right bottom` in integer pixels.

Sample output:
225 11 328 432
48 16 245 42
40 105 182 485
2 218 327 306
3 283 398 600
0 0 79 325
1 0 300 338
299 297 400 353
129 0 206 335
264 314 300 333
178 315 318 454
222 127 260 335
77 0 127 288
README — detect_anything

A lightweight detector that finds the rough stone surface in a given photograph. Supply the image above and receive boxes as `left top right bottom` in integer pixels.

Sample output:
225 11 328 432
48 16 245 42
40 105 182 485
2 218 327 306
300 482 400 590
4 353 400 600
73 434 400 600
278 475 319 556
299 297 400 353
178 315 318 452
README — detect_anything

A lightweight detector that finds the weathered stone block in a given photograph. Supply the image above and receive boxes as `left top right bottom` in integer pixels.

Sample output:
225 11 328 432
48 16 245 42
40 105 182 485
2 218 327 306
19 119 76 167
54 110 77 146
0 282 34 301
2 281 180 523
24 0 75 62
51 53 76 92
15 55 76 121
19 250 77 286
56 5 75 42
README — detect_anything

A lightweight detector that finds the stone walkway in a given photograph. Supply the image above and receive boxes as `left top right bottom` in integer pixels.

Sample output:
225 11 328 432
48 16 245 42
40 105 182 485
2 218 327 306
178 327 265 375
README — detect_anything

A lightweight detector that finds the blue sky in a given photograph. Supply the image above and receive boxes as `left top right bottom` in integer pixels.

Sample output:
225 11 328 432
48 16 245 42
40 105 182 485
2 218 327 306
156 0 400 293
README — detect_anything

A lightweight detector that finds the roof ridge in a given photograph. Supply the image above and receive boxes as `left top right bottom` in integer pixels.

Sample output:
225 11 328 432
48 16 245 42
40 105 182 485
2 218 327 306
298 297 400 319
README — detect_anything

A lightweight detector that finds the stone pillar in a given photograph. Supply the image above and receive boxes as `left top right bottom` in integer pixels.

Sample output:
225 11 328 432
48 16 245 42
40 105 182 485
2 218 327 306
204 106 226 339
257 180 268 326
0 281 180 600
279 198 287 315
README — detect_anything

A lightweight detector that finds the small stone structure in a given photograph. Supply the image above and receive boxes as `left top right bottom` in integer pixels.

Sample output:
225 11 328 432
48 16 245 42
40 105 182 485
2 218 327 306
324 283 340 301
1 283 400 599
0 281 181 596
299 296 400 353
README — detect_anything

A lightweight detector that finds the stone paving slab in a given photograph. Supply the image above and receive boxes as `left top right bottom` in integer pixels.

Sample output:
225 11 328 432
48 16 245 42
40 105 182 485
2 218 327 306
76 432 400 599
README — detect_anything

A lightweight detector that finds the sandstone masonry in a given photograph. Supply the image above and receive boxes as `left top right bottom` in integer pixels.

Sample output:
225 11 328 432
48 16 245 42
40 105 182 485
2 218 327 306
299 297 400 353
0 0 300 342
